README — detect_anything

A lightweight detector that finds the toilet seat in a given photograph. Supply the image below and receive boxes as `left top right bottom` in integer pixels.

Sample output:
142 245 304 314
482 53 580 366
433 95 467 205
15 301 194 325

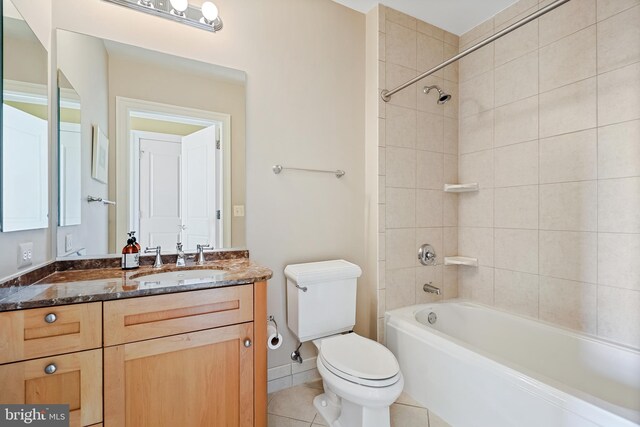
318 333 401 388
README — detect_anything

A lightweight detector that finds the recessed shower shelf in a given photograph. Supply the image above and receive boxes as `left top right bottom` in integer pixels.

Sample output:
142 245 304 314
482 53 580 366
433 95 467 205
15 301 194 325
444 183 479 193
444 256 479 267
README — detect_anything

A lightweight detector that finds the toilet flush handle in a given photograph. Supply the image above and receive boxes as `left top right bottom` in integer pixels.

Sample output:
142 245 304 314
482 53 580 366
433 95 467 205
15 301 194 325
295 284 308 292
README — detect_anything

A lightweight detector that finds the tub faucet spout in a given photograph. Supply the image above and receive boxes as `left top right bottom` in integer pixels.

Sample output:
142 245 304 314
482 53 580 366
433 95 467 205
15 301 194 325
423 282 441 295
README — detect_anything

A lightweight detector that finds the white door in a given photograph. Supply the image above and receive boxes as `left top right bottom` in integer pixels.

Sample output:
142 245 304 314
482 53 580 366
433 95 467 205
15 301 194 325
2 104 48 232
138 134 182 249
181 125 219 250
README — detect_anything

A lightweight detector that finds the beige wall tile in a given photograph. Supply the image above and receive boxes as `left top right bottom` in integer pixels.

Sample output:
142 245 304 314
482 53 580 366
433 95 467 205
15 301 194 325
442 80 459 119
539 0 596 46
386 228 417 269
459 149 494 188
417 20 445 41
417 151 444 190
598 120 640 179
597 286 640 348
379 32 386 61
444 154 458 185
495 185 539 229
443 265 459 299
416 265 444 303
444 31 458 47
458 189 494 227
379 146 386 175
459 44 493 83
495 20 538 67
494 96 539 147
494 0 538 28
597 5 640 73
596 0 639 20
379 204 385 233
379 118 386 147
379 260 386 289
598 177 640 233
386 188 416 228
417 75 445 115
443 43 459 83
459 266 495 304
539 277 597 333
386 267 417 310
386 62 417 109
416 111 444 152
540 77 597 138
458 227 495 266
386 104 416 149
443 193 458 226
598 232 640 290
443 226 458 256
598 62 640 126
539 230 597 282
539 26 596 92
379 60 386 90
494 140 539 187
379 232 386 261
386 21 417 69
378 289 386 317
539 181 598 231
495 228 539 274
386 7 417 30
386 146 416 188
379 4 386 32
459 110 494 154
460 18 494 49
417 33 444 78
539 129 598 183
379 176 386 204
494 268 539 318
459 71 494 118
443 116 458 155
495 51 538 107
416 190 444 227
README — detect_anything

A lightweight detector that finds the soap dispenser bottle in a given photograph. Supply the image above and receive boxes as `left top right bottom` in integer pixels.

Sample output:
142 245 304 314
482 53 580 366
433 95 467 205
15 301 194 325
121 232 140 270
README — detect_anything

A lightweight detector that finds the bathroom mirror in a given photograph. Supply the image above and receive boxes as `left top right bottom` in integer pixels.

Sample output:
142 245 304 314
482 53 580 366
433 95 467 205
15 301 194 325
55 29 246 257
1 0 49 232
57 71 82 227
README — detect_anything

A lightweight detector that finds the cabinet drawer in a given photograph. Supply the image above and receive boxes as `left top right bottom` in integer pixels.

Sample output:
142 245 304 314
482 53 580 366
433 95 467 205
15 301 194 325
0 348 103 427
0 303 102 364
103 285 254 346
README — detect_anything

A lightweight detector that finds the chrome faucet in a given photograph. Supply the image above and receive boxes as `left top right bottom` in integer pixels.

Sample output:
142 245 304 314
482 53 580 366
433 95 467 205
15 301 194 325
195 244 213 265
423 282 441 295
144 246 163 268
176 243 186 267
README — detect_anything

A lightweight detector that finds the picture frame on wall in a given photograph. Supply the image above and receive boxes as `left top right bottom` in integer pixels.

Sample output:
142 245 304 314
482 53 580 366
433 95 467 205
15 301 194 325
92 125 109 184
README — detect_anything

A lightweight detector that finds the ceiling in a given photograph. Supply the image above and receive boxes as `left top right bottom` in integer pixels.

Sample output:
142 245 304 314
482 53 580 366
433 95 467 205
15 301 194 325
332 0 521 35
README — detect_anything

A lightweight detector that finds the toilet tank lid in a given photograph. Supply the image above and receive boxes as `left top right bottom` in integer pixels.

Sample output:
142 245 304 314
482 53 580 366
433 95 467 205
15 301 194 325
284 260 362 285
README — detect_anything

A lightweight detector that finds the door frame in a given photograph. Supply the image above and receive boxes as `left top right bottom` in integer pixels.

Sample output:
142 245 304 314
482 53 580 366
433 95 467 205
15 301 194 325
115 97 231 251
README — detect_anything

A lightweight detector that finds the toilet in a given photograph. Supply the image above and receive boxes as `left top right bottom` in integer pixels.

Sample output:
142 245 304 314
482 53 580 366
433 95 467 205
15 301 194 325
285 260 404 427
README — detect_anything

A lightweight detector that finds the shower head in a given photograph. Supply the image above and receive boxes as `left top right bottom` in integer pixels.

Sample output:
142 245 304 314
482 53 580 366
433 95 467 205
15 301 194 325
423 85 451 104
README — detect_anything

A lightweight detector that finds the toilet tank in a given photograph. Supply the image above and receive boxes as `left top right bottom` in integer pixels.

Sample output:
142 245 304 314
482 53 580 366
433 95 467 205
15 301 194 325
285 260 362 343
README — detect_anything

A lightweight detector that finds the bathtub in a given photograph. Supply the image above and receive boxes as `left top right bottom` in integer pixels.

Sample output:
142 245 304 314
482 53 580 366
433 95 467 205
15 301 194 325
385 301 640 427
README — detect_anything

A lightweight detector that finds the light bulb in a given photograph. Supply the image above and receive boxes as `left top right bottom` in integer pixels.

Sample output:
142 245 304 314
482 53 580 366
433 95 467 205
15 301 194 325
201 1 218 21
170 0 188 13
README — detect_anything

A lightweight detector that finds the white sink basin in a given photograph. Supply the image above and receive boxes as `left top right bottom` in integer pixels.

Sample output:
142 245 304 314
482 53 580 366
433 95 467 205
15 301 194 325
134 269 226 285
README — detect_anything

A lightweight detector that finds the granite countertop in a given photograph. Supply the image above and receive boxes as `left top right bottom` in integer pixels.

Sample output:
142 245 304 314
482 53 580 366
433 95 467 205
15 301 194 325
0 258 272 312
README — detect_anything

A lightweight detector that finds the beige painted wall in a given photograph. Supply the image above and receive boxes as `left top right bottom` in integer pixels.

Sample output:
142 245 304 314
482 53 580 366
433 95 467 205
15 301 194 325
457 0 640 349
48 0 367 369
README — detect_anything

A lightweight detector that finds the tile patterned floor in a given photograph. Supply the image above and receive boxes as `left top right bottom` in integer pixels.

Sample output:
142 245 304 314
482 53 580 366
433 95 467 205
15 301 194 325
267 380 451 427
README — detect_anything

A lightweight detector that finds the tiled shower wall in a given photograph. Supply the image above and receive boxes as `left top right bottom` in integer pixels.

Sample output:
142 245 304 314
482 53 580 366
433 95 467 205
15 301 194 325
377 6 460 341
457 0 640 348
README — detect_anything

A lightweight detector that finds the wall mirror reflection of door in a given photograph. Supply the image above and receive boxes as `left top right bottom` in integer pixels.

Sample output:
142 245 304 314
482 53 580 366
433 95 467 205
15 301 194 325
128 107 225 251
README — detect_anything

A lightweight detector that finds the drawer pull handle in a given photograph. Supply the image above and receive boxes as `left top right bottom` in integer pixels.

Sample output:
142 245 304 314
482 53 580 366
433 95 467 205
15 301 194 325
44 313 57 323
44 364 57 375
243 339 252 348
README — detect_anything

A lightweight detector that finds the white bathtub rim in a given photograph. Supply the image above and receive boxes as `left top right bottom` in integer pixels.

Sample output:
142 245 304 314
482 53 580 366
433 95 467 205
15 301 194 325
386 302 640 426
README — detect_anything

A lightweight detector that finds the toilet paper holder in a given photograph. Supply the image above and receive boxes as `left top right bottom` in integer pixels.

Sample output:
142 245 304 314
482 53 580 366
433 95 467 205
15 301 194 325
268 315 279 335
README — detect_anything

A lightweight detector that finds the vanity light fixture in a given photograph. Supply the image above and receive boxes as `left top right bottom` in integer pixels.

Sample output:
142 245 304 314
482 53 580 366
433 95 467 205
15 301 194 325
103 0 223 32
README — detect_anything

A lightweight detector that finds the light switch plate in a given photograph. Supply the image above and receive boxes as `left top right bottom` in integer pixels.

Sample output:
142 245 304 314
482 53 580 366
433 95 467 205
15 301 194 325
65 234 73 252
233 205 245 217
18 242 33 268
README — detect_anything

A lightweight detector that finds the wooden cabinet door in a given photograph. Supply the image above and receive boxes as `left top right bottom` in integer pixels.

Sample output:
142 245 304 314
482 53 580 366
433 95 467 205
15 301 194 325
104 323 254 427
0 349 102 427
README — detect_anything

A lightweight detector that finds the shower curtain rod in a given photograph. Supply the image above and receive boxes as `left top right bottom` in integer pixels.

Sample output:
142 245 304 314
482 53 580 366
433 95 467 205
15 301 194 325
380 0 571 102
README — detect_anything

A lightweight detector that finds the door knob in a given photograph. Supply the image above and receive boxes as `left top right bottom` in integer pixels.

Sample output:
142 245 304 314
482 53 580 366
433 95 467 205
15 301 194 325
243 339 252 348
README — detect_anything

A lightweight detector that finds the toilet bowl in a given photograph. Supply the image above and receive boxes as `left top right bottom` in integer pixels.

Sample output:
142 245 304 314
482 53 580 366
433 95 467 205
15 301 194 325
312 333 404 427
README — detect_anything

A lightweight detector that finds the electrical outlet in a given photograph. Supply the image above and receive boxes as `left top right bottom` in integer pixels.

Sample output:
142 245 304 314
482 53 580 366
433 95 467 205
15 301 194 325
233 205 245 217
18 242 33 268
65 234 73 252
